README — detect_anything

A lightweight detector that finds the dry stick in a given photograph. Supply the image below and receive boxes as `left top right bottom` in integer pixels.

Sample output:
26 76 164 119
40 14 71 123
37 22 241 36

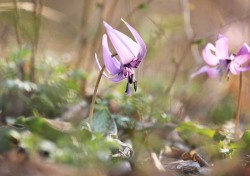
88 65 105 125
13 0 22 47
164 0 199 95
93 0 118 50
74 0 95 70
120 0 154 23
30 0 44 82
182 0 201 63
165 44 190 95
150 152 165 172
235 72 243 137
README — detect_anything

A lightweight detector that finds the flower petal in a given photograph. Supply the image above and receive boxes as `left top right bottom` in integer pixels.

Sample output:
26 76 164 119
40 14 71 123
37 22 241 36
103 21 139 65
229 63 240 75
115 30 140 60
102 34 121 75
215 34 229 59
95 53 108 76
95 53 124 82
237 43 250 55
202 43 220 66
234 54 250 65
191 66 219 78
121 19 147 63
238 63 250 72
108 75 125 82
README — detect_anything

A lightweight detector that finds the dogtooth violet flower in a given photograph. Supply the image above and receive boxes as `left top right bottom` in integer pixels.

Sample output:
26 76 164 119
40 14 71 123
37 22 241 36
191 34 250 78
95 19 146 95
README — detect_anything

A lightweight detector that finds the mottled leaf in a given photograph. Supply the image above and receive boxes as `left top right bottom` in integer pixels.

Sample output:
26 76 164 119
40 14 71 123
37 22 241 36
91 109 117 137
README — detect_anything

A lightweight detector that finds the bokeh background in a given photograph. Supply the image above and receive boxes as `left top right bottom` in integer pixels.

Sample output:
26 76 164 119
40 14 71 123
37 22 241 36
2 0 250 124
1 0 250 175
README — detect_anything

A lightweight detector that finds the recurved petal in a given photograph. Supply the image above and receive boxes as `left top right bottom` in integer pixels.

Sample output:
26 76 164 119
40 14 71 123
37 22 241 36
102 34 121 75
238 63 250 72
103 21 139 65
202 43 220 66
121 19 147 62
215 34 229 59
95 53 110 77
95 53 125 82
237 43 250 55
95 53 124 82
234 54 250 65
191 66 219 78
229 63 240 75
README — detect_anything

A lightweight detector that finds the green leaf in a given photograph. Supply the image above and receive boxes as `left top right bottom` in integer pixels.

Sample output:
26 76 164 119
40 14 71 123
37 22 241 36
15 116 69 142
236 130 250 152
242 130 250 142
0 128 20 153
112 114 136 130
91 109 117 137
76 122 92 142
177 122 216 139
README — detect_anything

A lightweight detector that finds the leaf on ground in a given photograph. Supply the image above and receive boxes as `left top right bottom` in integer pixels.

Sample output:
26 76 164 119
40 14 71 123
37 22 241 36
15 116 69 142
0 128 20 153
240 130 250 151
177 122 215 139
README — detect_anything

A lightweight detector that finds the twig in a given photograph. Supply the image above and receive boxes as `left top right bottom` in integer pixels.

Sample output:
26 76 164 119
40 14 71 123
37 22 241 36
164 0 201 95
13 0 22 47
30 0 44 82
90 0 119 68
122 0 154 22
164 44 190 95
181 0 201 63
150 152 165 172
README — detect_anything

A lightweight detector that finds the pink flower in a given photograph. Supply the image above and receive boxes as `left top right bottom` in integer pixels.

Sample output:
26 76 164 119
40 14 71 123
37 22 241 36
191 34 250 78
95 19 146 95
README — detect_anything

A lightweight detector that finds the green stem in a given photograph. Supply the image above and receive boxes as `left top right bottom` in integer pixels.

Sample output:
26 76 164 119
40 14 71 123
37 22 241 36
88 65 105 124
235 72 242 136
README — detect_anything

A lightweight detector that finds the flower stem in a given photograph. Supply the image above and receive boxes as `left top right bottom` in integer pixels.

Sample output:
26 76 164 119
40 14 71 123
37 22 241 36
88 65 105 125
235 72 242 137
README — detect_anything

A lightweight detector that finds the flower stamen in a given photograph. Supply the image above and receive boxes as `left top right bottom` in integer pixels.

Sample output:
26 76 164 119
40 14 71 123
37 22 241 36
133 80 137 92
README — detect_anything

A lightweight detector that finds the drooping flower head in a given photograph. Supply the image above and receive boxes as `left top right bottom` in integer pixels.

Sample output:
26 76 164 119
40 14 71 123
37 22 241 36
95 19 146 95
191 34 250 78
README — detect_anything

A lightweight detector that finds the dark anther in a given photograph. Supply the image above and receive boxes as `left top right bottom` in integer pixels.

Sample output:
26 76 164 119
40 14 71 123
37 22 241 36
129 74 133 84
125 82 130 94
111 53 118 57
133 81 137 92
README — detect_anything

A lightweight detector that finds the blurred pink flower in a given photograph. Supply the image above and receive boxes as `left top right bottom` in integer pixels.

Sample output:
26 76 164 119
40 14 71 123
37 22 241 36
95 19 146 95
191 34 250 78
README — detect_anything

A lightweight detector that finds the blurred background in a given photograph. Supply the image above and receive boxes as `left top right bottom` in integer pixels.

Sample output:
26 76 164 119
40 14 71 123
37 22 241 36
1 0 250 175
1 0 250 125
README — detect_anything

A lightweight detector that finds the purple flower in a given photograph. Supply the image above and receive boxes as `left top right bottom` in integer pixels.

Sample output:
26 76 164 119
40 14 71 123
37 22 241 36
191 34 250 78
95 19 146 95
